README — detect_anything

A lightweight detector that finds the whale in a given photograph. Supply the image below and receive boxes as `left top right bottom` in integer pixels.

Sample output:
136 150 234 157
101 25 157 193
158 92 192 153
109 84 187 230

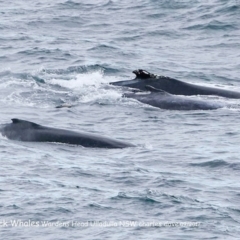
123 85 223 110
111 69 240 99
0 119 134 148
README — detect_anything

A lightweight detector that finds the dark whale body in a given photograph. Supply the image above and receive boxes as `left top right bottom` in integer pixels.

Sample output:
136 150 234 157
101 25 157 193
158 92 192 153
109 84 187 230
1 119 134 148
111 69 240 99
123 86 223 110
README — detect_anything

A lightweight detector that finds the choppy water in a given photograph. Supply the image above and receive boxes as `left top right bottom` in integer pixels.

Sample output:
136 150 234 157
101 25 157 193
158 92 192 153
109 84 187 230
1 0 240 239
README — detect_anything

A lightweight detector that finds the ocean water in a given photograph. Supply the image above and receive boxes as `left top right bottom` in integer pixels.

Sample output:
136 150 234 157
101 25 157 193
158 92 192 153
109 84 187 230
0 0 240 239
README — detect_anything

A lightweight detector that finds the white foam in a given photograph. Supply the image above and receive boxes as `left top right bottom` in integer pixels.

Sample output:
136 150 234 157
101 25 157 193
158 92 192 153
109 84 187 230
49 70 120 90
48 70 124 104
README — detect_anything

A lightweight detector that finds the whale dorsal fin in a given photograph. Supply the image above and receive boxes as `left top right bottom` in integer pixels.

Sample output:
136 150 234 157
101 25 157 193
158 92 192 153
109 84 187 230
133 69 157 79
145 85 170 94
12 118 23 124
11 118 40 128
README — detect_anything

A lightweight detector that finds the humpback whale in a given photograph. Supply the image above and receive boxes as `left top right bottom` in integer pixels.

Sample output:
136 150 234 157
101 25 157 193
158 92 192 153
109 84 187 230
123 85 223 110
111 69 240 99
0 119 134 148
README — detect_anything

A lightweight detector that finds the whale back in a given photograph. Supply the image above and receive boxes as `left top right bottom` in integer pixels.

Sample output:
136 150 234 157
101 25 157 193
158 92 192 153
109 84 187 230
111 69 240 99
111 69 186 93
1 119 134 148
145 85 170 95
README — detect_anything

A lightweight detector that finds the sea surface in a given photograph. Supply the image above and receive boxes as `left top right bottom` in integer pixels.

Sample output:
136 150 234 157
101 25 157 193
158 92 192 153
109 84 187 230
0 0 240 239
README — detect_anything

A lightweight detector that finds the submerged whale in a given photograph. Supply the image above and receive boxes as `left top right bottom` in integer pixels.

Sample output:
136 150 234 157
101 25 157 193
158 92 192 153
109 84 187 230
0 119 134 148
111 69 240 99
123 85 223 110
